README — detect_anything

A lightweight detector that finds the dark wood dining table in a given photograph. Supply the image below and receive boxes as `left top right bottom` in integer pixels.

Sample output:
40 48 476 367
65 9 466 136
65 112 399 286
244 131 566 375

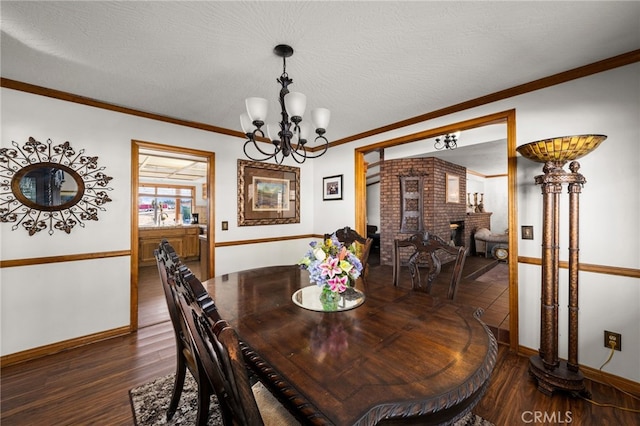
203 265 497 425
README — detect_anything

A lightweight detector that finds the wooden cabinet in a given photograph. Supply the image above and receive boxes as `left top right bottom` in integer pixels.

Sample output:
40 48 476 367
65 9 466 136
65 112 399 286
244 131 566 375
139 226 200 266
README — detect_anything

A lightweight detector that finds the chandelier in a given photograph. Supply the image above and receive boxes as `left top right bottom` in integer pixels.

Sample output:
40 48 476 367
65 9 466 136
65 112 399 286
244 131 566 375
434 132 461 150
240 44 330 164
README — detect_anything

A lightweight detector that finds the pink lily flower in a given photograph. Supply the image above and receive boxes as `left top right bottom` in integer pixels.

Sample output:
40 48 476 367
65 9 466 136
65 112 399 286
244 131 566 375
319 257 341 278
328 275 348 293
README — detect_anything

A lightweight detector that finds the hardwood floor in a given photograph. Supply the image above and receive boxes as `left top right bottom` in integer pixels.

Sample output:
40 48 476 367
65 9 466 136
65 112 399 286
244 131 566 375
2 261 638 425
384 253 511 344
1 321 176 425
473 349 640 425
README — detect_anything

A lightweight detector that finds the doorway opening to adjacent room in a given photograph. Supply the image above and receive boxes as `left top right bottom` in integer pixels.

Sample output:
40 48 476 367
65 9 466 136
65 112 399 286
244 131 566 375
130 140 215 331
353 109 518 350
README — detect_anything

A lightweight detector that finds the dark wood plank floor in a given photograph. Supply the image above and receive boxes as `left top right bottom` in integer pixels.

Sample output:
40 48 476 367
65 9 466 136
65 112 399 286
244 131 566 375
2 261 638 425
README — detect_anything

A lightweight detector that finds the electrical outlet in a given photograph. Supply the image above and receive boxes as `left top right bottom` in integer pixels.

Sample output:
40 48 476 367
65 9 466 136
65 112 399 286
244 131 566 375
604 330 621 351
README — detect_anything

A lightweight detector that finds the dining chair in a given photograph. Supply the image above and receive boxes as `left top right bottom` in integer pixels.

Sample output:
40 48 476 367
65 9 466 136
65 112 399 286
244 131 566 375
392 231 467 299
155 239 213 423
324 226 373 286
173 267 299 426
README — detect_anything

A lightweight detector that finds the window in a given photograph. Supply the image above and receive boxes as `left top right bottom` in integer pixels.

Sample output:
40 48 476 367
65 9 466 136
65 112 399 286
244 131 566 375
138 184 194 226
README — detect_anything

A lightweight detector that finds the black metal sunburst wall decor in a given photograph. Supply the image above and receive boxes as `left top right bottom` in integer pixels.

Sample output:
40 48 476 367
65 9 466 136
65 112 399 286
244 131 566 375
0 137 114 235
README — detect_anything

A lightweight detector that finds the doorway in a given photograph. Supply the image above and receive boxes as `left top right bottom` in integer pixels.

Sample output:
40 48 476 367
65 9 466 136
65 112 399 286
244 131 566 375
130 140 215 331
354 109 518 351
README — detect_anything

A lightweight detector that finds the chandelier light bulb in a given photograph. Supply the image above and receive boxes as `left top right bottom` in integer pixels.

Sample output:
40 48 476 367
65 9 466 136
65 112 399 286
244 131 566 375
298 122 311 143
245 97 268 123
311 108 331 131
240 113 253 134
266 123 279 141
285 92 307 121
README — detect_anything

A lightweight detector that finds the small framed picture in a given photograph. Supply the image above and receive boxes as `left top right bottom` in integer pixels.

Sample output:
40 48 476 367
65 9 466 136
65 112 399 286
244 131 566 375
446 173 460 203
323 175 343 201
521 225 534 240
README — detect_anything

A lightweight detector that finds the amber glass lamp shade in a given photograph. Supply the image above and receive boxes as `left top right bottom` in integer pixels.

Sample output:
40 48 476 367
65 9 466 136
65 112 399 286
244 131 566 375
516 134 607 163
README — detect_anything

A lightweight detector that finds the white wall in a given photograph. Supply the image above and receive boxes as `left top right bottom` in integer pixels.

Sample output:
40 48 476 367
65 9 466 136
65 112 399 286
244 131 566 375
0 87 315 356
312 142 358 232
366 182 381 231
484 176 508 233
324 63 640 382
2 63 638 383
464 174 509 233
1 258 130 355
466 173 485 209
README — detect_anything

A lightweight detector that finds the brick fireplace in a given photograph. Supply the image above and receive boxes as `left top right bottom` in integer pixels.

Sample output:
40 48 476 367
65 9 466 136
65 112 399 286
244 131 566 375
379 157 491 266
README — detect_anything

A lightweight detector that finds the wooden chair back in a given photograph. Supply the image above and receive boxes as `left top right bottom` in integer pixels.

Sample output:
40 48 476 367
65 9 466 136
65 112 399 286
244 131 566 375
324 226 373 285
156 239 211 336
392 231 467 299
155 240 182 340
173 267 265 426
155 239 216 424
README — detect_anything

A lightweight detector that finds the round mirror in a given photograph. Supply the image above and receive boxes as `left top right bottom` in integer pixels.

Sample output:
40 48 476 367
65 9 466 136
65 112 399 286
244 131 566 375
1 137 113 235
12 163 85 211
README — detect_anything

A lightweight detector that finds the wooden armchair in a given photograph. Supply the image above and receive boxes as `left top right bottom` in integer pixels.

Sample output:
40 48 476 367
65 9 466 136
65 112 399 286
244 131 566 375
392 231 467 300
173 267 298 426
154 239 212 422
324 226 373 285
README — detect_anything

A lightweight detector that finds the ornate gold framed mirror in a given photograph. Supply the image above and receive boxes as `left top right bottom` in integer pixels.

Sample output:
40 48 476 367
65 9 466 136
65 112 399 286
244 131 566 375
1 137 113 235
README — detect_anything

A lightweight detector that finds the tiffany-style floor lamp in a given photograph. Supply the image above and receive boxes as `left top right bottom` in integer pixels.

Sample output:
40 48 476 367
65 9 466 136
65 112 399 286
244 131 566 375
517 134 607 396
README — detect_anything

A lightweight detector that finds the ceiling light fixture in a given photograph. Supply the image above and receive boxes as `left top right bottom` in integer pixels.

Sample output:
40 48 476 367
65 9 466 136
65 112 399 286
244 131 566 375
434 132 461 150
240 44 330 164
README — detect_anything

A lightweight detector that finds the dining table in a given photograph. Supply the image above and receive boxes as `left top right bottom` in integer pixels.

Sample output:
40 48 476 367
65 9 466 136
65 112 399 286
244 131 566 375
203 265 497 425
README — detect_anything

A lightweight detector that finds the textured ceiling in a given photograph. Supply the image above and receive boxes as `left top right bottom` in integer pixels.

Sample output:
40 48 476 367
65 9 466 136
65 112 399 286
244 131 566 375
2 1 639 150
139 149 207 181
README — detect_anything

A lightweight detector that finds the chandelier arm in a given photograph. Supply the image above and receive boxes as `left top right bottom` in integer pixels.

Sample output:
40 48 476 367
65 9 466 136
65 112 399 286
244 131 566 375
243 140 277 162
297 136 329 160
289 145 309 164
287 140 309 164
243 128 282 161
253 143 280 157
274 150 286 165
252 128 281 153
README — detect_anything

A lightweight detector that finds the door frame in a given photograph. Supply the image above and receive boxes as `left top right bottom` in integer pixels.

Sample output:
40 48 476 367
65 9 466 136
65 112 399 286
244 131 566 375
354 109 518 351
130 140 215 331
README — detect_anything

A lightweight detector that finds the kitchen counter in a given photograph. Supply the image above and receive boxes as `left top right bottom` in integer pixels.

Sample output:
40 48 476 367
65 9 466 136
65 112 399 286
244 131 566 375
138 225 200 266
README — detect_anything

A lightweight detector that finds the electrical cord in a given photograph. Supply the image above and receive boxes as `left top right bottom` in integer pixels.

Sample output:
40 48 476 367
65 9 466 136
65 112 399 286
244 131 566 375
579 340 640 413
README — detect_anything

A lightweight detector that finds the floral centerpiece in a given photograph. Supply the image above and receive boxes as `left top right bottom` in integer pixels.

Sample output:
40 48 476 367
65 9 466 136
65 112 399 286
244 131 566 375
298 234 363 309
